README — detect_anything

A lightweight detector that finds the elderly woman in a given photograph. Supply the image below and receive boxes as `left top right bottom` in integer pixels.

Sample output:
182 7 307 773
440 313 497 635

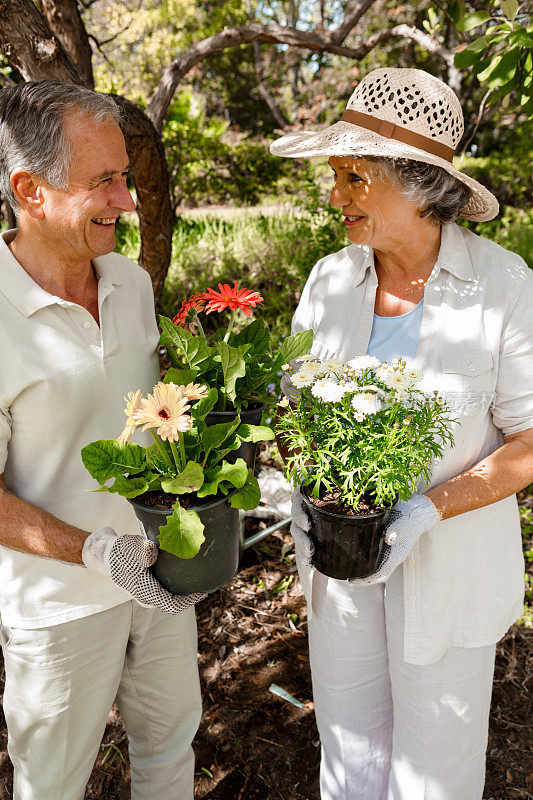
270 68 533 800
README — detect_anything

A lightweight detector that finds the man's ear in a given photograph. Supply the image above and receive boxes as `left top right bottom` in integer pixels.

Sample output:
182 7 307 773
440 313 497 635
10 169 45 219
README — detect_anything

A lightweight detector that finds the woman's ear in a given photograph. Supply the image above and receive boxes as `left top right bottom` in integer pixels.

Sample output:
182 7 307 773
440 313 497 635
10 169 45 219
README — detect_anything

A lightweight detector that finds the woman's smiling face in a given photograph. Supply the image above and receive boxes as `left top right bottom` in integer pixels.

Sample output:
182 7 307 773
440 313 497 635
328 156 426 252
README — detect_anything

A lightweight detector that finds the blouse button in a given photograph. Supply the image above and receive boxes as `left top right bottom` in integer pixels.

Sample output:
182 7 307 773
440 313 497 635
83 320 92 329
468 363 475 372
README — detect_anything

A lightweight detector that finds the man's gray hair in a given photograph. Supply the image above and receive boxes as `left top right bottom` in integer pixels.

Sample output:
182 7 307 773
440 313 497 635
364 156 472 226
0 81 122 213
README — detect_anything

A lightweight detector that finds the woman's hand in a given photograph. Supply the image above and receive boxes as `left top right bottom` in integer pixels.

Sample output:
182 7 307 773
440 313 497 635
349 495 441 585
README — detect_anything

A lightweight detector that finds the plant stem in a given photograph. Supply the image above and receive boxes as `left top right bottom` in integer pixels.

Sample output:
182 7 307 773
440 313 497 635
223 309 237 343
169 439 183 472
178 432 187 469
194 311 206 339
150 429 174 469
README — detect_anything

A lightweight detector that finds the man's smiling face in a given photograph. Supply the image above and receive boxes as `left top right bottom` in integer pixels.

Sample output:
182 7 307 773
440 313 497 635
38 111 135 261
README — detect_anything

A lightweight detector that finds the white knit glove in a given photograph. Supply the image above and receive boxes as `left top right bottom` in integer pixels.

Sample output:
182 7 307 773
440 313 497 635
290 490 315 566
349 495 442 585
82 528 206 613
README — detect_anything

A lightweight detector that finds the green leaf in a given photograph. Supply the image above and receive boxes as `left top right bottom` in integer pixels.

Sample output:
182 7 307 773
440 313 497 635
106 475 151 498
81 440 146 484
159 316 212 369
203 417 242 461
163 367 198 386
500 0 518 22
161 461 204 494
191 387 218 421
229 471 261 511
216 341 246 403
197 458 249 497
456 11 491 32
230 318 271 354
481 46 520 87
236 423 275 444
157 502 205 559
279 329 314 365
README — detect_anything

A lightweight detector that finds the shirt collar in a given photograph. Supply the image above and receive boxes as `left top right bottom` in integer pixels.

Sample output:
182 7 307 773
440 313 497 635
348 222 476 288
0 229 123 318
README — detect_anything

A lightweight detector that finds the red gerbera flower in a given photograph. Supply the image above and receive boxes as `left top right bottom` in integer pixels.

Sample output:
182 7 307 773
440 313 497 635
203 281 264 316
172 292 206 332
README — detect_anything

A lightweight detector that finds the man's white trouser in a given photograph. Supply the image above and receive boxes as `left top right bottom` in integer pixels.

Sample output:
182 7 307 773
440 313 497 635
0 601 202 800
297 550 496 800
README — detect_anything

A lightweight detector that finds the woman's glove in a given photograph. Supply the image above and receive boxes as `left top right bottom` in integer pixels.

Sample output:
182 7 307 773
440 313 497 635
82 528 206 613
290 490 315 566
349 495 442 585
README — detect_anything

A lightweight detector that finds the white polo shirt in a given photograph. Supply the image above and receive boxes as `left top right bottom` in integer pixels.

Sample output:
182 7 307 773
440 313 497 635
0 229 160 628
291 222 533 664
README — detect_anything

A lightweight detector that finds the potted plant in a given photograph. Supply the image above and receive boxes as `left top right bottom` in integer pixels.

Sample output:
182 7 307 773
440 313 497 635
276 355 455 580
158 280 312 468
81 380 274 593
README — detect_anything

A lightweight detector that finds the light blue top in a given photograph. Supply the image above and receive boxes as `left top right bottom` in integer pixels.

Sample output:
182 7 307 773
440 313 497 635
367 299 424 363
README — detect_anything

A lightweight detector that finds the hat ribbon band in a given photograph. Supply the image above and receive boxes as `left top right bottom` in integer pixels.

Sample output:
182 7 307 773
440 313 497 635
340 110 455 163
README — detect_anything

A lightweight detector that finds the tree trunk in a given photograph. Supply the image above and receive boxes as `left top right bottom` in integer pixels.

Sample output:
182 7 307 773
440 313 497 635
115 97 173 300
40 0 94 88
252 41 289 129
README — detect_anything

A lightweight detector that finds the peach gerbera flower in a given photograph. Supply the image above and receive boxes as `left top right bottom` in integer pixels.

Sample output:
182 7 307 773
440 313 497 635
203 281 264 316
182 382 209 401
135 382 192 441
116 390 143 444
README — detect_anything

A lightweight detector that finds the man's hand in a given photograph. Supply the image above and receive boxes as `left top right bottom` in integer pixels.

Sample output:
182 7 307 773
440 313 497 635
82 528 206 613
349 495 441 585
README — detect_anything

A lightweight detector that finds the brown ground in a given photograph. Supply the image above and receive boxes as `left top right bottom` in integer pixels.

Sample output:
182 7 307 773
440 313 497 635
0 521 531 799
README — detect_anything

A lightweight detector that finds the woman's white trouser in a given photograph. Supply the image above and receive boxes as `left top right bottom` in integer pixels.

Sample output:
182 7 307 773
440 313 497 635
297 551 496 800
0 601 201 800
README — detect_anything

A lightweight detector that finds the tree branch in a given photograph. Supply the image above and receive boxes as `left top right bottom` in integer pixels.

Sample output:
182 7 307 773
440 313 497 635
329 0 377 44
146 21 454 134
0 0 85 83
40 0 94 87
252 40 289 129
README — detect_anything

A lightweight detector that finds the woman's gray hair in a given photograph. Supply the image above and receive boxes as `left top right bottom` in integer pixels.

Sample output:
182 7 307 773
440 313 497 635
0 81 122 213
364 156 472 226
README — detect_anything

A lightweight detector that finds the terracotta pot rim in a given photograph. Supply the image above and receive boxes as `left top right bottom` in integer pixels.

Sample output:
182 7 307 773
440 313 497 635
129 487 238 516
300 485 393 522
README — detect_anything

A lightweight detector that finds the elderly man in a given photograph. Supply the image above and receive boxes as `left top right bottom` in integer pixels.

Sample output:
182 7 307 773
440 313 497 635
0 81 203 800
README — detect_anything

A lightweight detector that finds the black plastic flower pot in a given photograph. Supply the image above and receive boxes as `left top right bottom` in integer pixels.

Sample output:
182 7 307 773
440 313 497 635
205 403 264 470
300 486 393 580
129 492 241 594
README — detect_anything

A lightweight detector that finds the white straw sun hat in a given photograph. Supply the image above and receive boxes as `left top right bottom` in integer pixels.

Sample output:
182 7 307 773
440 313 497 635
270 67 499 222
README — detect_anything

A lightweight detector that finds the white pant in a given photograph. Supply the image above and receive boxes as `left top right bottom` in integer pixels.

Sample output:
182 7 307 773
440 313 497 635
0 601 202 800
297 551 496 800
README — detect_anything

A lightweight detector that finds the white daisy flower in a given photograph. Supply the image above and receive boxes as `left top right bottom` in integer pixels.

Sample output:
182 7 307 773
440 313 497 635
297 353 317 363
340 380 360 393
291 370 315 388
322 358 345 373
303 361 325 376
278 396 290 408
351 393 383 415
347 355 380 373
353 411 366 422
116 389 143 444
311 379 346 403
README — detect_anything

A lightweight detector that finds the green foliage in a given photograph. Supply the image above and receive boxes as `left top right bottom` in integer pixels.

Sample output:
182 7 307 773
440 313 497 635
277 357 455 509
81 387 273 558
159 288 312 411
162 91 301 208
518 501 533 627
454 0 533 116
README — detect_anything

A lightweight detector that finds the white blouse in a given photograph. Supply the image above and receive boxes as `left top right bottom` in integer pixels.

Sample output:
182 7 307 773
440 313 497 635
290 222 533 664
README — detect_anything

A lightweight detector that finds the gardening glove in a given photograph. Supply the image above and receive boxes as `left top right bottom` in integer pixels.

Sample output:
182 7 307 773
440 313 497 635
349 495 442 586
82 528 206 613
290 490 315 566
